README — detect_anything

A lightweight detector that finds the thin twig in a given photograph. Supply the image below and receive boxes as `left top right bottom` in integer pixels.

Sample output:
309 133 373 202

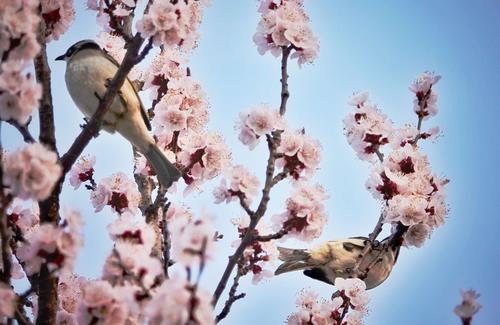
254 228 288 242
279 46 293 116
215 264 246 323
212 46 293 307
6 119 35 143
162 202 172 278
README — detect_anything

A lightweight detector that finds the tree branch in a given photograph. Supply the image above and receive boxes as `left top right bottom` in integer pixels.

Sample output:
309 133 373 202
213 46 293 307
34 15 60 325
6 119 35 143
215 264 246 323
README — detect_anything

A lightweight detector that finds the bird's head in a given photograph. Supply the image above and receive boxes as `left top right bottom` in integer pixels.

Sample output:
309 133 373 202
55 40 101 62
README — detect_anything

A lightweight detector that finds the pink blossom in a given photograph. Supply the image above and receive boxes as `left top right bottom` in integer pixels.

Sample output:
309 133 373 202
238 105 284 149
91 172 141 214
7 199 39 234
0 65 41 124
135 0 208 51
16 209 83 275
287 289 346 325
213 165 260 205
107 214 156 253
231 216 280 284
454 289 481 321
177 131 232 188
409 72 441 120
40 0 75 42
254 0 320 65
69 155 96 189
75 280 128 325
3 143 62 201
272 182 328 242
58 273 87 315
277 129 322 179
145 273 215 325
403 223 431 247
334 278 370 309
103 243 163 289
170 215 215 267
344 93 394 161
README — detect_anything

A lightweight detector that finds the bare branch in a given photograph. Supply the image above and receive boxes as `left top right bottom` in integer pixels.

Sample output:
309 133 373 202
6 119 35 143
216 264 246 323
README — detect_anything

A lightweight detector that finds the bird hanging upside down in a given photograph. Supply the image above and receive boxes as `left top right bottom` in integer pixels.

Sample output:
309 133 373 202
275 236 400 290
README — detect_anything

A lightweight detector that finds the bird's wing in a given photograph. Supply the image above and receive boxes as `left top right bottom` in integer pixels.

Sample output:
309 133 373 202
342 241 365 252
102 50 152 131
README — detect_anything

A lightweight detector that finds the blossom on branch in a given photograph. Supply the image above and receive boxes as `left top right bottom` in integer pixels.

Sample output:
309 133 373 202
286 286 368 325
170 215 215 268
254 0 320 65
409 71 441 119
271 181 328 241
231 216 279 284
152 75 209 135
69 154 96 189
145 273 215 325
277 128 322 179
90 172 141 214
16 209 84 275
3 143 62 201
136 0 209 51
454 289 481 323
213 165 260 205
237 105 284 149
40 0 75 41
343 92 393 162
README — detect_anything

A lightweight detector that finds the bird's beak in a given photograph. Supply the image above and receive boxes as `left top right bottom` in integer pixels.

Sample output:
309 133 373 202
55 54 65 61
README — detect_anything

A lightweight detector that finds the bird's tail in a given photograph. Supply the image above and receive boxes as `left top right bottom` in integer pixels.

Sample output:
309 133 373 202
275 247 315 275
143 143 182 189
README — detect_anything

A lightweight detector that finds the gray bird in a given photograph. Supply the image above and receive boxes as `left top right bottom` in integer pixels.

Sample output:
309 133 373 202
275 236 400 289
56 40 181 188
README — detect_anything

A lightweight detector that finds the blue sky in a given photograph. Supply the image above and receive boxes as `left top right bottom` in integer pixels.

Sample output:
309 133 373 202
4 0 500 324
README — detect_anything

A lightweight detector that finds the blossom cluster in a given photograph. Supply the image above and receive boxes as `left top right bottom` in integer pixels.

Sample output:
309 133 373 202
40 0 75 41
0 1 41 124
231 216 280 284
68 154 96 190
90 172 141 215
454 289 481 322
152 75 209 135
277 128 322 179
3 143 62 201
366 144 448 247
136 0 210 51
16 208 84 276
287 279 369 325
254 0 320 65
213 165 260 205
272 182 328 242
238 105 284 149
343 92 394 162
345 73 447 247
